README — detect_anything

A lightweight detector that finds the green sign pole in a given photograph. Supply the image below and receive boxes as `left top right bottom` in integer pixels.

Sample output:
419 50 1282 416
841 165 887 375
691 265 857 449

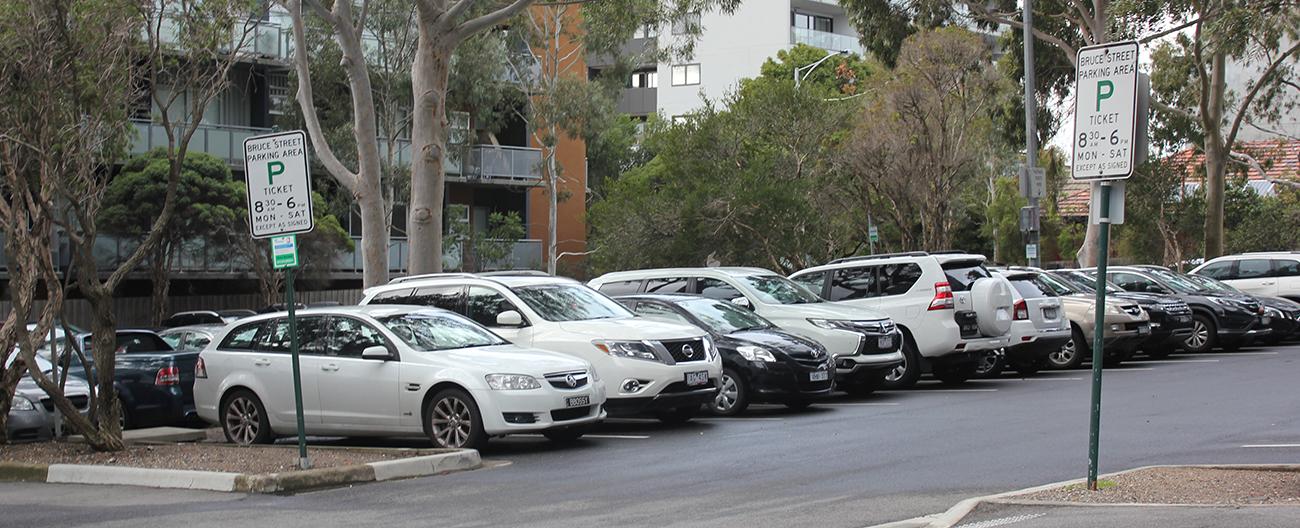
286 267 310 470
1087 181 1113 490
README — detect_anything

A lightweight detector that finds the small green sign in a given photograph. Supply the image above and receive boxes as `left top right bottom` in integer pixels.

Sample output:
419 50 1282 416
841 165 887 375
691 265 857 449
868 225 879 243
271 235 299 269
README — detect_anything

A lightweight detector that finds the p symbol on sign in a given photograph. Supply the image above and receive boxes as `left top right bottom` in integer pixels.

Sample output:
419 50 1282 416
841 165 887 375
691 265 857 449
1096 80 1114 111
268 161 285 184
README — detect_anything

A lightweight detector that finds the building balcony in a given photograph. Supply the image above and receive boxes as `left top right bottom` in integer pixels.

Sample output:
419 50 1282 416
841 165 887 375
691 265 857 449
617 87 658 116
152 14 289 62
791 27 862 55
130 120 272 168
378 141 542 184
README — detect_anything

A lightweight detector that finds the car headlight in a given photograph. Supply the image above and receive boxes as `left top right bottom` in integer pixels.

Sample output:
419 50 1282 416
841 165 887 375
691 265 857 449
1105 303 1123 315
1144 303 1163 313
485 374 542 390
736 345 777 363
1206 297 1244 311
807 318 847 330
9 396 35 413
593 340 661 362
701 337 717 361
588 367 600 383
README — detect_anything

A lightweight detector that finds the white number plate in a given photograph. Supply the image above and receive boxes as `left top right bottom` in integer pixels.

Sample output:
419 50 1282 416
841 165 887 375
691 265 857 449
685 371 709 387
877 335 894 349
1261 316 1271 325
810 370 830 382
1044 308 1058 319
565 395 590 408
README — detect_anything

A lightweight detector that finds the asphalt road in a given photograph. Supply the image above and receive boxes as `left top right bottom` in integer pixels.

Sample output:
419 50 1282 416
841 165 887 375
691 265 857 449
3 344 1299 528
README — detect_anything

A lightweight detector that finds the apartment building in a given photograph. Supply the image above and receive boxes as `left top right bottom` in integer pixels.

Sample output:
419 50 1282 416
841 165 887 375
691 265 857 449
591 0 862 120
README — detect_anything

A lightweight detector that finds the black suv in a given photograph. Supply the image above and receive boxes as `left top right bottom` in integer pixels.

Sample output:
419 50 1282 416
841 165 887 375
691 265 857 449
1087 266 1267 353
1049 269 1194 357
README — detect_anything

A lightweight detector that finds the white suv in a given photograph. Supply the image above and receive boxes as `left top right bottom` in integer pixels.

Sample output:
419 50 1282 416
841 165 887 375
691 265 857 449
1191 252 1300 301
360 274 721 423
588 268 903 396
789 252 1014 387
194 305 606 448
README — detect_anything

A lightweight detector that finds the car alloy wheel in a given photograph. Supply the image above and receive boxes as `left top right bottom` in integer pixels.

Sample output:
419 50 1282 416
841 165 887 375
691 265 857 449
1186 320 1210 351
884 353 908 383
974 350 1003 378
224 396 262 445
1049 342 1075 366
430 396 475 448
714 374 739 413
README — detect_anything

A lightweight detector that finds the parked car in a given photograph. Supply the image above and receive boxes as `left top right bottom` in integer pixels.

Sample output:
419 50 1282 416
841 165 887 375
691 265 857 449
158 325 223 353
1182 273 1300 344
1025 271 1150 369
787 252 1013 387
195 305 607 448
161 310 251 328
4 356 92 441
1191 252 1300 301
54 329 200 429
588 267 902 394
361 274 719 423
615 294 834 415
1089 266 1268 352
979 270 1070 377
1048 269 1194 357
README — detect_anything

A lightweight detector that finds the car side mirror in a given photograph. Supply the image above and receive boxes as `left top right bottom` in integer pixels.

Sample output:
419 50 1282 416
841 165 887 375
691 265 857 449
495 310 525 327
730 297 752 310
361 346 392 361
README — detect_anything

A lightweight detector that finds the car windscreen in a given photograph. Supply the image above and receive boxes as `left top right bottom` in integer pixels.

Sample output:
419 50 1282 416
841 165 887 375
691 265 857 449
1058 271 1124 294
511 284 634 322
1008 275 1058 298
940 260 990 292
677 298 773 334
738 275 822 305
379 312 507 351
1183 274 1237 294
1145 269 1206 294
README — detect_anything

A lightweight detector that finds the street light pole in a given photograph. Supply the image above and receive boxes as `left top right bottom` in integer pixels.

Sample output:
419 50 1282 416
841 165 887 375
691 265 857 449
794 49 849 89
1023 0 1041 267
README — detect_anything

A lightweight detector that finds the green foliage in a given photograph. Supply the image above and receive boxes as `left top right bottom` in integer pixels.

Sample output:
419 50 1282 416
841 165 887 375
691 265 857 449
757 44 877 96
982 176 1028 264
443 206 527 271
586 114 653 197
100 149 241 244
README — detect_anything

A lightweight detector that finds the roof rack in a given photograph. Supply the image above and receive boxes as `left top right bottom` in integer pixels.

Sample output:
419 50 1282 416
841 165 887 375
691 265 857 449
478 270 551 277
827 251 929 265
387 273 478 285
929 250 972 255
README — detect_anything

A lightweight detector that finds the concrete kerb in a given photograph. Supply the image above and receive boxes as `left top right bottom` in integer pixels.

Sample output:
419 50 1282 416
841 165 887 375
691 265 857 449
0 448 481 494
864 464 1300 528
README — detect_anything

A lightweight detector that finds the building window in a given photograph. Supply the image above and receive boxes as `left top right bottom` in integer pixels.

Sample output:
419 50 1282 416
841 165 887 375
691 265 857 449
670 64 700 86
630 69 658 88
671 114 694 125
792 12 833 32
672 12 700 35
633 24 658 39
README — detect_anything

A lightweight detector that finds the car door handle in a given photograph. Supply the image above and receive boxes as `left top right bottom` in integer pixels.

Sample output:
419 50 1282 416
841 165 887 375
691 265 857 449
321 364 339 372
253 359 271 367
1261 281 1276 285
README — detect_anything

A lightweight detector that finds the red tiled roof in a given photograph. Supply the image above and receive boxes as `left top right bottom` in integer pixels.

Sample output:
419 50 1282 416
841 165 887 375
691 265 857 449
1055 139 1300 217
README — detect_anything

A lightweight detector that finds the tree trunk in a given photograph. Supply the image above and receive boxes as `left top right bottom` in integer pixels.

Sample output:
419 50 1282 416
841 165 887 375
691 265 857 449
78 289 125 451
546 142 559 274
356 187 389 281
150 242 172 327
1078 222 1098 266
408 31 452 275
1201 51 1228 259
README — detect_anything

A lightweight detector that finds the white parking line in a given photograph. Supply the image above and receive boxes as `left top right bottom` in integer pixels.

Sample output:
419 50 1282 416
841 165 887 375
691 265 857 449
903 388 999 393
971 377 1082 382
695 417 786 422
1179 352 1279 357
1241 444 1300 448
820 402 902 406
955 513 1047 528
1104 367 1154 371
1125 359 1220 364
584 434 651 440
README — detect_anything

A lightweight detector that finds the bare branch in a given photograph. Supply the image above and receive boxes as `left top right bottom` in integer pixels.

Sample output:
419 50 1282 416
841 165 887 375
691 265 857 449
453 0 533 43
280 0 360 191
1226 39 1300 146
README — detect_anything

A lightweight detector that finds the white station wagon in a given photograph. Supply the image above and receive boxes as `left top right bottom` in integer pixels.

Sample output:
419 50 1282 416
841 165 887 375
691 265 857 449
194 305 606 448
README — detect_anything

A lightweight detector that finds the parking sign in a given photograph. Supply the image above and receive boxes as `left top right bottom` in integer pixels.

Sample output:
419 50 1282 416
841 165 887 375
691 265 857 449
1072 41 1140 180
243 130 315 238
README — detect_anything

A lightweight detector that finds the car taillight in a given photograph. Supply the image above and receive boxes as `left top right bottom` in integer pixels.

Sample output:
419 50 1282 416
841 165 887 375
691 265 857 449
928 282 954 311
194 357 207 379
1014 299 1028 320
155 366 180 386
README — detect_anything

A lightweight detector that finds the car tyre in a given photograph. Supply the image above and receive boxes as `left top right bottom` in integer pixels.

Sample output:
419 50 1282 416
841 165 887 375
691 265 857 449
783 400 812 411
1011 360 1041 377
843 372 882 397
425 388 487 449
222 389 273 445
709 368 749 416
656 406 698 424
1144 347 1173 358
880 335 921 389
1048 326 1088 370
1183 314 1217 353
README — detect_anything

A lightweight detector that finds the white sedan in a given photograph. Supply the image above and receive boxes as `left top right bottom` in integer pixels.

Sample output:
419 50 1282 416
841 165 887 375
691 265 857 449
194 305 606 448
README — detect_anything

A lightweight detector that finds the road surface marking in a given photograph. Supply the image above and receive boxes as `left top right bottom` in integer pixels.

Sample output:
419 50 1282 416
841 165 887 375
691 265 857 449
909 388 999 393
1124 359 1220 364
1241 444 1300 448
1104 367 1154 371
972 377 1082 382
696 417 786 422
956 513 1047 528
821 402 902 406
1178 352 1278 357
584 434 651 440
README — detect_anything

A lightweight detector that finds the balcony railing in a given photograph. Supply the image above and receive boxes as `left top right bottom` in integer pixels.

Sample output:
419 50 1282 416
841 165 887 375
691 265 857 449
791 27 863 55
466 145 543 182
152 14 290 62
130 120 273 167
